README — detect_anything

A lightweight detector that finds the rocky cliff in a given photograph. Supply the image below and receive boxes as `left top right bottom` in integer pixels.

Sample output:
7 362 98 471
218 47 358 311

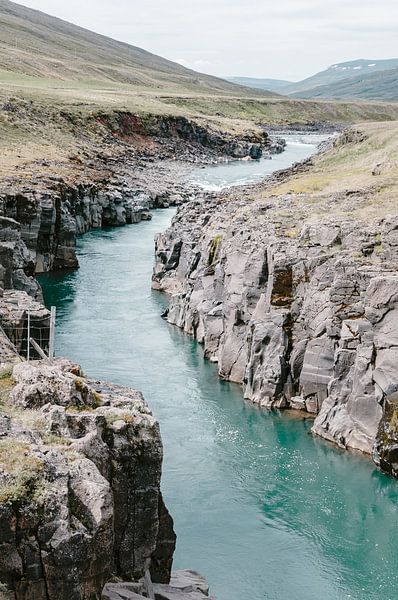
0 359 176 599
0 111 281 278
0 110 266 600
0 182 170 275
152 125 398 474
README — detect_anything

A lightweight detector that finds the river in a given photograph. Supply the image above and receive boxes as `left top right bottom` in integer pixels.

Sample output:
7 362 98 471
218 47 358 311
38 138 398 600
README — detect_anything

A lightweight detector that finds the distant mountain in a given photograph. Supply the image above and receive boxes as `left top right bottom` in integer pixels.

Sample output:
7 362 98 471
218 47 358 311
283 59 398 96
227 59 398 102
225 77 291 93
290 67 398 101
0 0 277 96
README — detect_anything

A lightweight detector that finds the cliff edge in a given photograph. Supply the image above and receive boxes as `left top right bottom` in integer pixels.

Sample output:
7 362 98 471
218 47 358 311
0 358 176 598
152 122 398 475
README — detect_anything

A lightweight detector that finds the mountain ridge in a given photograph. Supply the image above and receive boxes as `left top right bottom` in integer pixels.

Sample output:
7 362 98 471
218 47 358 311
227 59 398 101
290 66 398 101
0 0 276 96
283 58 398 96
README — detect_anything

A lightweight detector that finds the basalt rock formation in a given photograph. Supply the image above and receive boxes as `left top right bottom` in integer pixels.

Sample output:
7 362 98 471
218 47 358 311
152 135 398 473
0 111 279 274
0 216 41 298
0 182 187 274
0 359 177 599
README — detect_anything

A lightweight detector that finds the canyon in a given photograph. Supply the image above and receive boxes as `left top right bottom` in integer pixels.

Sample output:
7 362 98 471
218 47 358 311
153 124 398 475
0 114 267 598
1 117 398 599
0 99 291 597
0 2 397 599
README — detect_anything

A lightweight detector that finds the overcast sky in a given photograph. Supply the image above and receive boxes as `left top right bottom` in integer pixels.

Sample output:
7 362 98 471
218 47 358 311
15 0 398 81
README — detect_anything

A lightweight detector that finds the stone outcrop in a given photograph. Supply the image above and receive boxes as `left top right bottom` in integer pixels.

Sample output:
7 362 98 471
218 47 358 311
0 185 189 273
0 217 41 298
152 187 398 471
95 112 274 162
0 359 176 600
102 569 214 600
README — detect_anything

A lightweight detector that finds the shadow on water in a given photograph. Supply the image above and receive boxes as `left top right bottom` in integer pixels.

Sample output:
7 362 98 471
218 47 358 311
39 196 398 600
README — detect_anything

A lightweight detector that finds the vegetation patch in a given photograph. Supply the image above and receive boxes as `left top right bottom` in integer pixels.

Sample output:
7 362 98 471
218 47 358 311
0 439 44 506
208 235 222 266
0 372 15 408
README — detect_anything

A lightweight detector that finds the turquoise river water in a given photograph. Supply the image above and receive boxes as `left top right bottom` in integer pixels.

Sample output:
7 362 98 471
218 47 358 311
39 142 398 600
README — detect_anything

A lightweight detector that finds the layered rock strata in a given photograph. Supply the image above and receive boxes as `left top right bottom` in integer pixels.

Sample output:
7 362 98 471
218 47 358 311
0 359 176 599
152 183 398 471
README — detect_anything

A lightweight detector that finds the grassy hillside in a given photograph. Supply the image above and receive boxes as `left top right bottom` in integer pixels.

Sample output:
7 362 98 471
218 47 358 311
291 68 398 102
261 121 398 220
0 0 270 96
283 59 398 96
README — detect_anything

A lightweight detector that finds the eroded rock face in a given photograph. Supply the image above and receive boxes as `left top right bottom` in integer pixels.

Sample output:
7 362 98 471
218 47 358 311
0 217 41 298
153 190 398 468
0 186 178 273
0 360 176 599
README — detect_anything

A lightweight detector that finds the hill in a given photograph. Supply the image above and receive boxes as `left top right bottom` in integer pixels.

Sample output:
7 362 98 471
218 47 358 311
290 67 398 101
225 77 291 93
228 59 398 102
283 59 398 96
0 0 272 96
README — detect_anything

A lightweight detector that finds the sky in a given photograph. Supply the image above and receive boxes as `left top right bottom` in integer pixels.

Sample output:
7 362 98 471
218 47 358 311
14 0 398 81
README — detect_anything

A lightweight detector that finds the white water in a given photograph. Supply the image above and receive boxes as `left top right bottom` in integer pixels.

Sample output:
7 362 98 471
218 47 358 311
187 134 331 191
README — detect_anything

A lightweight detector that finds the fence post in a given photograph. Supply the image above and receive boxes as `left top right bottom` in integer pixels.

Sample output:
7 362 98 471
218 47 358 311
30 338 49 362
49 306 56 361
27 309 30 362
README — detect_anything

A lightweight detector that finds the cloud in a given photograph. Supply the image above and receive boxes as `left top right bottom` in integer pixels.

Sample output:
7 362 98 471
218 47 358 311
13 0 398 80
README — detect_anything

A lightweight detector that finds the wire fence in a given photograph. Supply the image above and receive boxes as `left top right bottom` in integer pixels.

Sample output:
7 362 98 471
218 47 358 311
0 307 56 361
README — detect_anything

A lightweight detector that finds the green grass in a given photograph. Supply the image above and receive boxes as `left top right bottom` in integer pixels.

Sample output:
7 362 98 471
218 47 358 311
0 439 44 506
259 121 398 222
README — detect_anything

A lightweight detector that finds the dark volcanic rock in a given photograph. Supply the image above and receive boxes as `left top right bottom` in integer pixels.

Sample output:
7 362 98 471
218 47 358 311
0 360 175 599
152 183 398 471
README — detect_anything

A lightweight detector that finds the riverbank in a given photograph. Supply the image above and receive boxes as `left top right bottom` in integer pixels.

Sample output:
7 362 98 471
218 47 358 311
1 120 397 600
37 207 398 600
153 121 398 475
